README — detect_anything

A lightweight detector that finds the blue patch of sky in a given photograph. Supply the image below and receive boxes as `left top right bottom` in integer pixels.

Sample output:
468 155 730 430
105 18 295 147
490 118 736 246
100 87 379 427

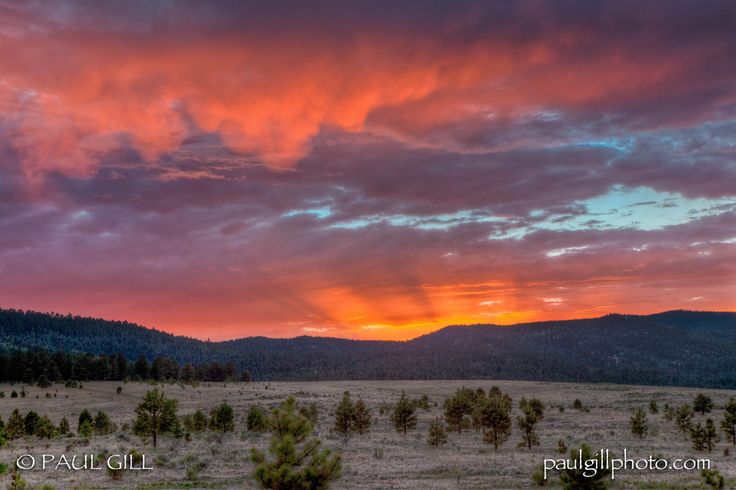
560 185 735 231
282 206 332 219
281 186 734 238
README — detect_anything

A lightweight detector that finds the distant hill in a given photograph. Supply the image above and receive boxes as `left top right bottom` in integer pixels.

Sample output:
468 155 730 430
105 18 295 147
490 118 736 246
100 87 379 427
1 308 735 388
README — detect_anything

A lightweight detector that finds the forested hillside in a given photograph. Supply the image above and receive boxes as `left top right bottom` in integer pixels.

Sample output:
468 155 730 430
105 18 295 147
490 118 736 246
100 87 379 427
1 309 735 388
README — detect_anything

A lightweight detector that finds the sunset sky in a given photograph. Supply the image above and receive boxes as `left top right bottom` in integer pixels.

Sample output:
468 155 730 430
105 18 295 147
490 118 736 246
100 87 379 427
1 1 735 340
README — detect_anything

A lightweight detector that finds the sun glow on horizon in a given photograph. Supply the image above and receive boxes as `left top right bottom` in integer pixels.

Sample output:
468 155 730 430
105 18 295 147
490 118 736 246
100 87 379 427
0 2 734 340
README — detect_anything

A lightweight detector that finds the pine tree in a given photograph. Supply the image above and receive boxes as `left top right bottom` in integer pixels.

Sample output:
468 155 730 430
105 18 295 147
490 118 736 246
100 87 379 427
209 403 235 433
24 411 40 436
79 419 93 438
517 399 543 450
251 397 341 489
78 409 93 433
132 388 178 447
181 363 195 382
489 388 513 412
443 391 472 434
415 394 431 410
721 397 736 445
690 420 719 452
480 396 512 450
93 411 113 435
630 408 649 438
675 404 694 433
649 400 659 414
392 391 417 435
113 352 127 381
703 419 719 452
664 404 674 421
427 417 448 447
6 410 25 440
560 444 610 489
35 416 56 439
58 417 70 436
133 355 149 380
247 406 268 432
47 361 61 382
193 409 209 431
469 389 490 433
352 399 371 435
519 398 545 420
691 422 707 451
693 394 714 415
184 409 209 432
334 391 354 438
471 402 485 433
701 469 726 489
36 375 51 389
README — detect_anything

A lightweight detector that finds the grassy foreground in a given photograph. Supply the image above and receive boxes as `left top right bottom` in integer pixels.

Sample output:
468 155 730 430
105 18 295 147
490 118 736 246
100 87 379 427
0 380 734 489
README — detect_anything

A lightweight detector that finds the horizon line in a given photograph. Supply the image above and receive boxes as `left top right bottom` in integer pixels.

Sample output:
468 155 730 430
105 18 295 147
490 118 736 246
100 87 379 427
3 306 734 343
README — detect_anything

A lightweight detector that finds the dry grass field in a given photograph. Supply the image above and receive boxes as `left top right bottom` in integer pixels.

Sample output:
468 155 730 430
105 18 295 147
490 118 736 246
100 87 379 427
1 380 735 489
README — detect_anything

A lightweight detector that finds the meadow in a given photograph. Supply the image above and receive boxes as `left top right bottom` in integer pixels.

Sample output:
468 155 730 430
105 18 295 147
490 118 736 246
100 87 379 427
1 380 734 489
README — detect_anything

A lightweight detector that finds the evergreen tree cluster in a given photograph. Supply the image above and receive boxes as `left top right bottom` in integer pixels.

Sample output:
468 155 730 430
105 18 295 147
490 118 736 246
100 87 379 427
0 349 251 384
377 385 545 452
440 386 540 451
659 393 736 454
0 408 99 441
333 391 372 438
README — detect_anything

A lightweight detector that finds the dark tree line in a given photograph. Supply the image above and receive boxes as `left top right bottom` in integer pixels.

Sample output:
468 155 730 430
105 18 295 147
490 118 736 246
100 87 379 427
3 308 736 387
0 349 251 383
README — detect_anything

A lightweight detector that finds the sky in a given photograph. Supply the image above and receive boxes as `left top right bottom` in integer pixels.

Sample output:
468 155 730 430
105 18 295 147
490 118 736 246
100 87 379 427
0 0 735 340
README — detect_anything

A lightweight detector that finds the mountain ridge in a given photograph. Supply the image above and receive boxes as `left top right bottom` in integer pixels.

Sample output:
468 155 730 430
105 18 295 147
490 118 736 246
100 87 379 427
1 308 735 387
3 307 735 343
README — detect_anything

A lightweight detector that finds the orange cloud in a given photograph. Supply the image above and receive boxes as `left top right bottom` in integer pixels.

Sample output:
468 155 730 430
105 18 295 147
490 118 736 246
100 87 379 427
0 17 711 179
